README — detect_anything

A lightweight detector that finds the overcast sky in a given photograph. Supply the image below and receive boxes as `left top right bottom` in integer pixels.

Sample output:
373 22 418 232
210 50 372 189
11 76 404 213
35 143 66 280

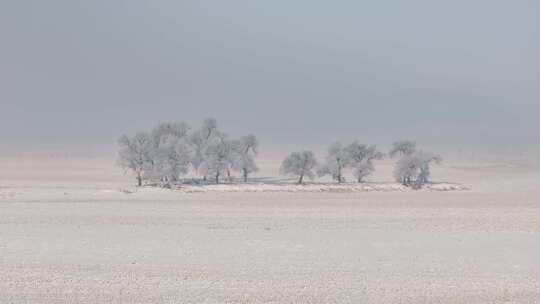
1 1 539 150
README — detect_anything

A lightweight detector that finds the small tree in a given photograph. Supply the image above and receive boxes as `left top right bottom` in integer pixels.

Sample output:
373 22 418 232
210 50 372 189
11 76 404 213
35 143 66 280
117 132 153 186
317 142 349 183
389 140 416 157
394 150 442 189
232 134 259 182
280 150 318 184
345 142 384 182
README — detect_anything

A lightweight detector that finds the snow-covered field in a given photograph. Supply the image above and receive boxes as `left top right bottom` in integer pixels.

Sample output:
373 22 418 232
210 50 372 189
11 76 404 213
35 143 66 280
1 154 539 303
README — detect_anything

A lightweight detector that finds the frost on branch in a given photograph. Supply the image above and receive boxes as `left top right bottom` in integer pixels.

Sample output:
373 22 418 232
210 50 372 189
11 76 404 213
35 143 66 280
118 118 260 186
389 140 416 158
280 150 318 184
117 132 153 187
394 150 442 189
345 142 384 183
317 142 349 183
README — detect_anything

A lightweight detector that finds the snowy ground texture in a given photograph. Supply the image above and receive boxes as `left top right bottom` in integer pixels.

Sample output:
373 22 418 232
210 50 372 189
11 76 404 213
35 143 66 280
1 155 540 303
161 181 469 193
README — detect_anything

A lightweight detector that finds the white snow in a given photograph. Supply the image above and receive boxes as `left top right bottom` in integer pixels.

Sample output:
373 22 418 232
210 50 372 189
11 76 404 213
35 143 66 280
0 155 539 303
165 182 469 193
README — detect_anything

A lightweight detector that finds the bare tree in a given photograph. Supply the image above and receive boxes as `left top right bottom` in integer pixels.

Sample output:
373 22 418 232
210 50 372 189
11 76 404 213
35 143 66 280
389 140 416 157
280 150 318 184
117 132 153 186
317 142 349 183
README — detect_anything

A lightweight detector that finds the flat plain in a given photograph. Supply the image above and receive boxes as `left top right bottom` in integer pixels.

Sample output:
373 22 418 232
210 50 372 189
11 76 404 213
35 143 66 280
1 154 539 303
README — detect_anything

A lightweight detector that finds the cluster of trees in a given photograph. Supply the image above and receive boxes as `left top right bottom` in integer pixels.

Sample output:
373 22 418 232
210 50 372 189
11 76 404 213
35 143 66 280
280 140 442 188
118 120 441 189
118 118 259 187
280 142 384 184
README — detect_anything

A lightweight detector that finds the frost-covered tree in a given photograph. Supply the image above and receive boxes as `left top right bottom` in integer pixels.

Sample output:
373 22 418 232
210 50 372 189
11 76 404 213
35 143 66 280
352 160 374 183
189 130 207 174
232 134 259 182
345 142 384 182
201 118 218 140
117 132 153 186
200 134 236 184
117 118 262 186
148 141 192 187
146 122 192 186
394 150 442 189
189 118 221 179
389 140 416 157
317 142 349 183
280 150 318 184
150 122 190 148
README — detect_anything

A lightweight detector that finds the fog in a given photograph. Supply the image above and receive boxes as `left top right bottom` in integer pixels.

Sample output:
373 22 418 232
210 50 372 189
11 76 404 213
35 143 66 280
1 1 539 151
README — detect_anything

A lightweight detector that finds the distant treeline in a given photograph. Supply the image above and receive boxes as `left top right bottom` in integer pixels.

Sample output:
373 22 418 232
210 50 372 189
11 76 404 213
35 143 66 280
118 118 441 189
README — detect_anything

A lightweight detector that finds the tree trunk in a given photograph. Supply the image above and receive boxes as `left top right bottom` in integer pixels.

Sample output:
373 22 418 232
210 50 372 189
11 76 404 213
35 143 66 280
337 160 342 183
243 168 248 183
215 172 220 184
137 173 142 187
298 174 304 184
404 176 411 186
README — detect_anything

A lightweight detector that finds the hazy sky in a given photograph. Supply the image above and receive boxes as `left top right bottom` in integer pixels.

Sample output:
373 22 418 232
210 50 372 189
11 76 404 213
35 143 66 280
1 1 539 150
